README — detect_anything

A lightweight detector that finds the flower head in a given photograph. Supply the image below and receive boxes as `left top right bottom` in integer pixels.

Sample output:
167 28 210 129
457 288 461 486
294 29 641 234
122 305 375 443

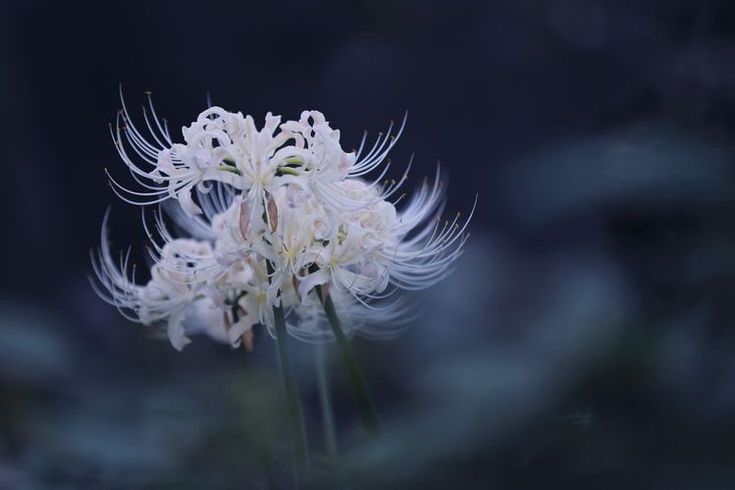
92 92 474 349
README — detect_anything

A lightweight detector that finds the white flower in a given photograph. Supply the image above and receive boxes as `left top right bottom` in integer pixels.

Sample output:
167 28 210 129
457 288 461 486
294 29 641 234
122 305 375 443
92 93 473 349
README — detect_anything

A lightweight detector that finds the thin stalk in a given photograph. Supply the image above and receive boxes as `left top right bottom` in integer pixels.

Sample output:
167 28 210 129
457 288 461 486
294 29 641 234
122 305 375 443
258 449 277 490
272 288 309 480
316 285 381 435
315 343 338 459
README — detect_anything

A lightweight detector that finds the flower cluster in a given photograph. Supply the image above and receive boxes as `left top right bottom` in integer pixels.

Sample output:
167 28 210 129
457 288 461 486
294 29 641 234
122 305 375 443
92 94 472 350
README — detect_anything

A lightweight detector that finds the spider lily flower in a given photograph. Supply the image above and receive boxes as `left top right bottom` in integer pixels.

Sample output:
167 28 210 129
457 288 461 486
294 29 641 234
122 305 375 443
92 93 472 349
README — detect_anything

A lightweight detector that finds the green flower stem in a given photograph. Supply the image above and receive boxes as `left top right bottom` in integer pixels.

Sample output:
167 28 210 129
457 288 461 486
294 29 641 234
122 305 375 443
316 285 381 435
258 449 277 490
267 260 309 474
315 343 338 459
272 298 309 473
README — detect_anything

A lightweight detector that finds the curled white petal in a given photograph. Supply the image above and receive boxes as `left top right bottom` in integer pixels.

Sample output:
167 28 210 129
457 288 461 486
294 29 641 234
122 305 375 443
94 97 473 348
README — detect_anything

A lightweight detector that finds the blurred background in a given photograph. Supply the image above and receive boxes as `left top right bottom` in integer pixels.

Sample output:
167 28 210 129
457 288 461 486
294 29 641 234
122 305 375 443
2 0 735 488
